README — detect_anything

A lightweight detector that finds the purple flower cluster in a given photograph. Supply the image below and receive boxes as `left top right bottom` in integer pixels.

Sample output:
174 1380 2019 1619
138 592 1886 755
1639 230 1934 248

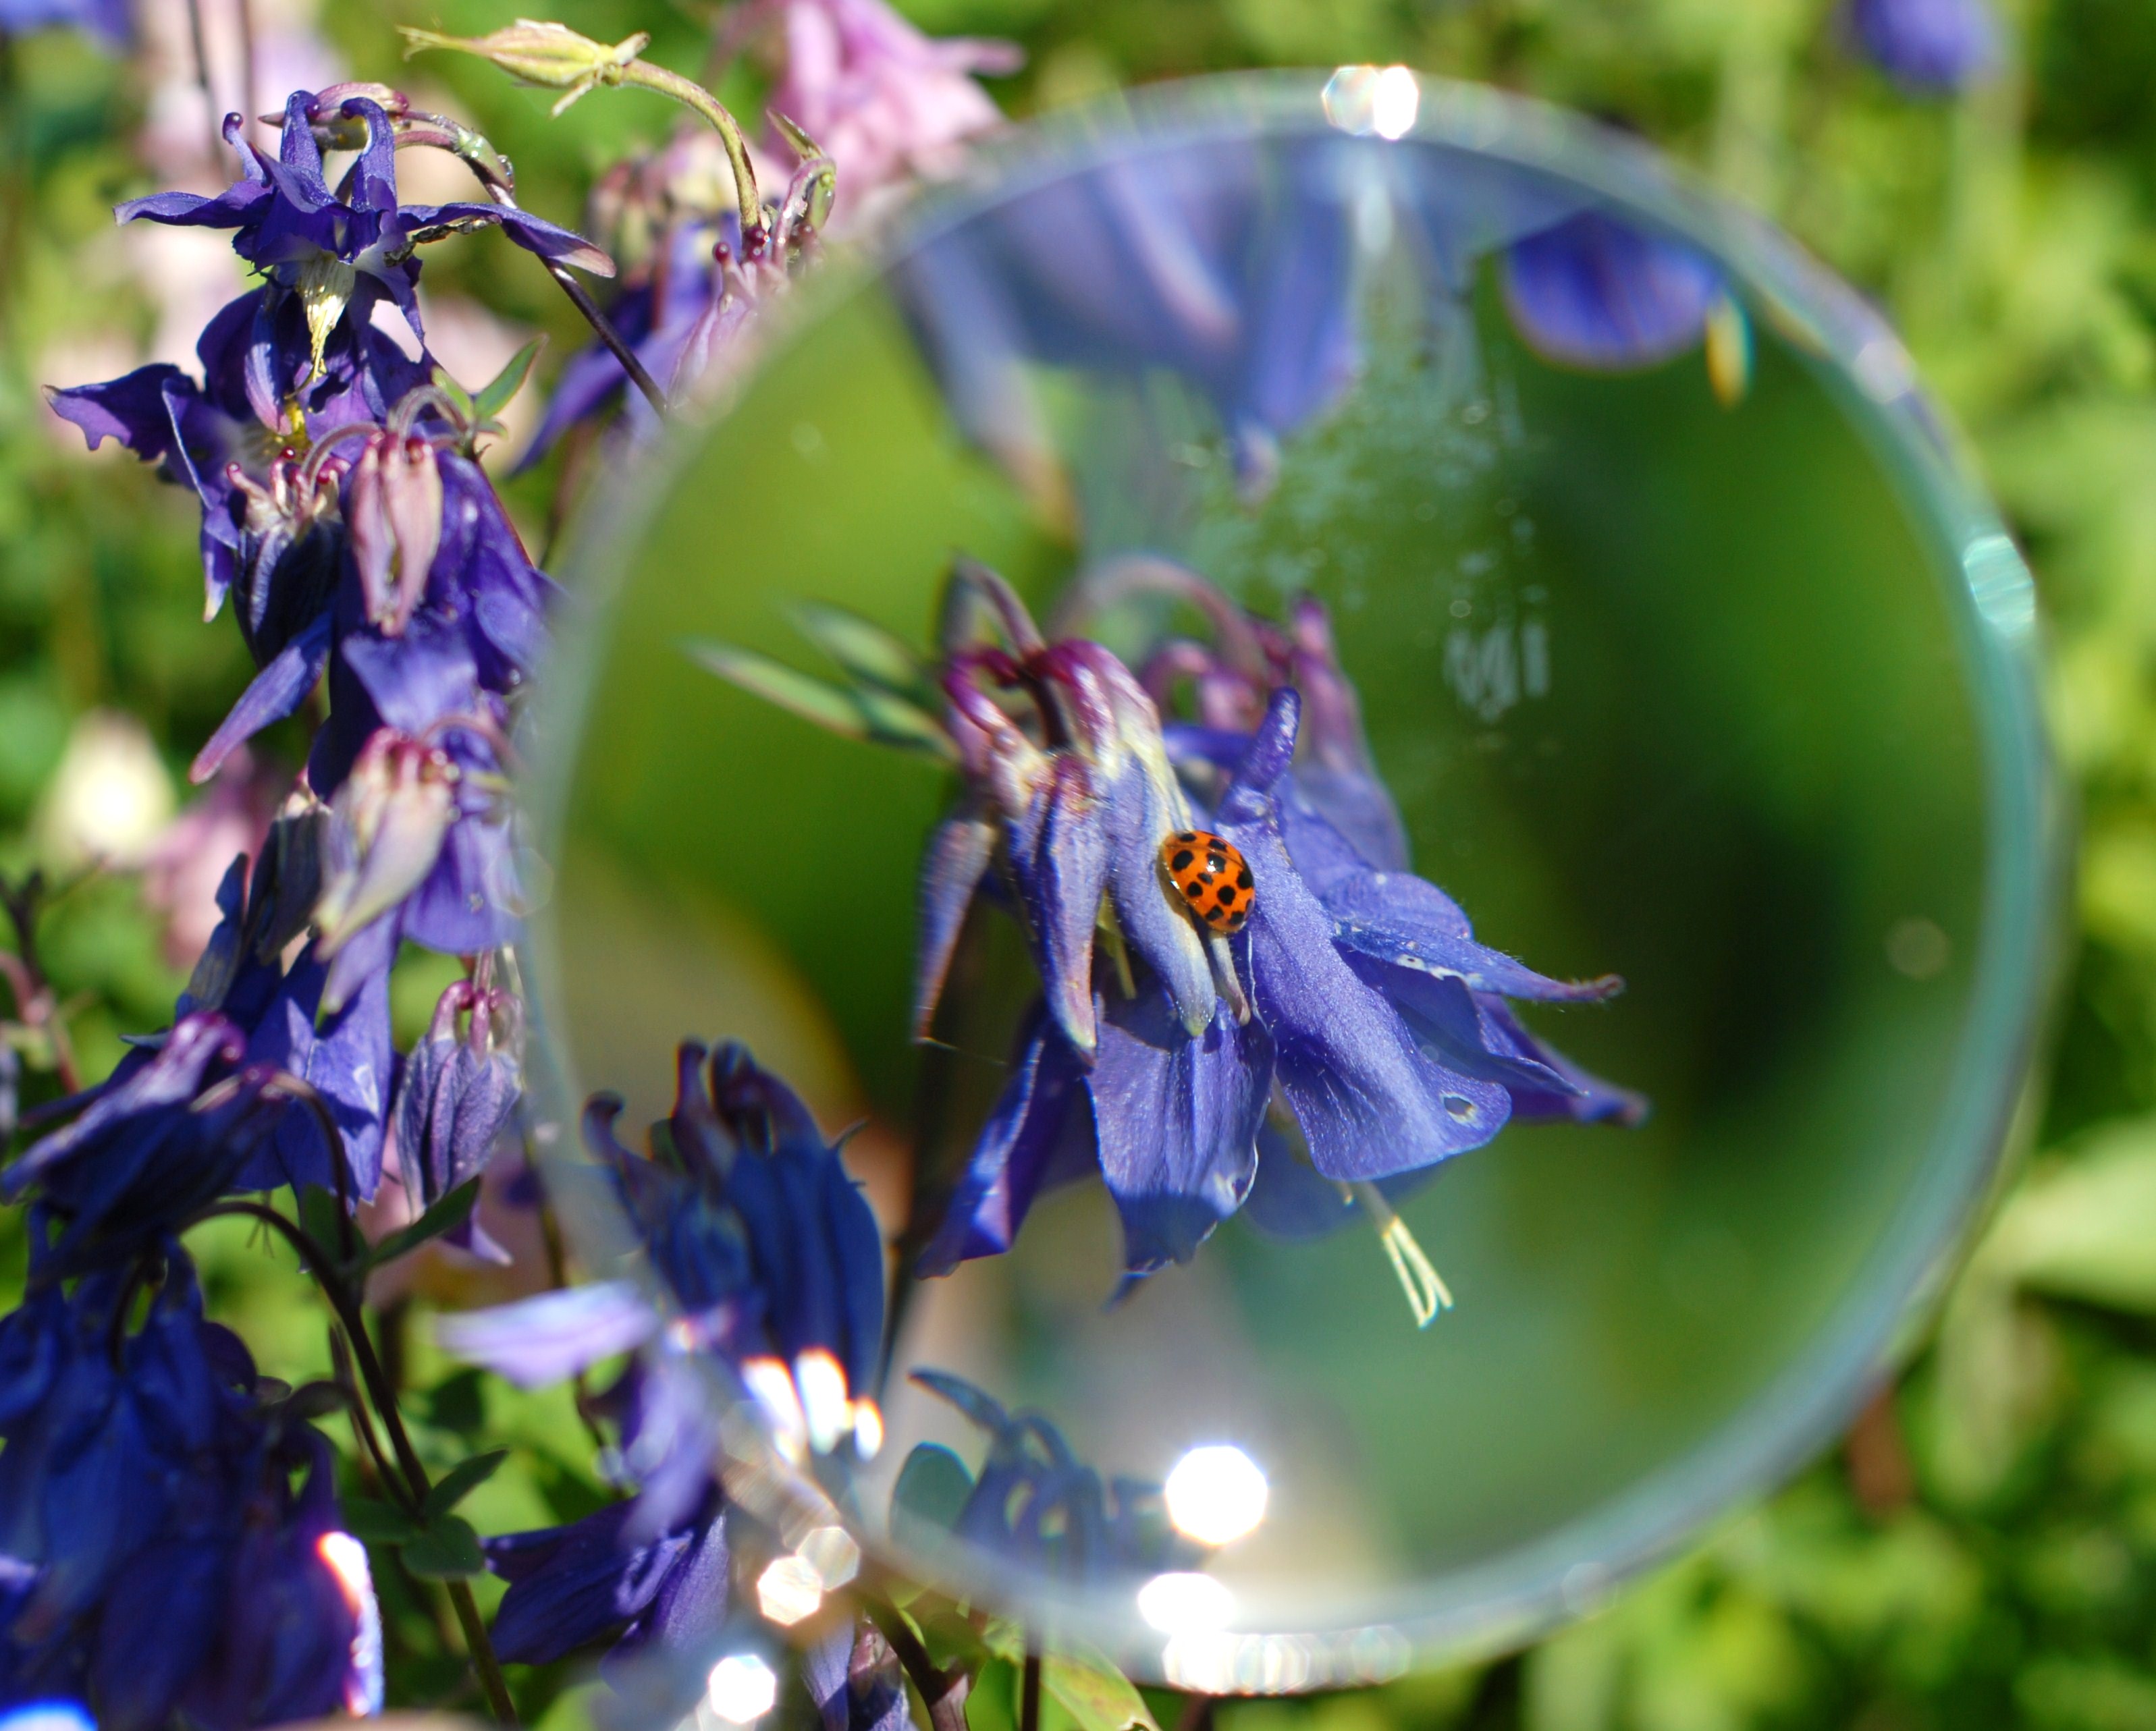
47 84 575 1201
0 80 595 1720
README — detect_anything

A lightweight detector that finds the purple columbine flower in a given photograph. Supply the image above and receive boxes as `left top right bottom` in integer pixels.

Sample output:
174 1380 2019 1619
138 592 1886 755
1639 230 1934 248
1844 0 1999 92
442 1042 887 1460
116 89 605 377
0 1253 381 1730
896 1371 1195 1584
436 1045 886 1693
894 566 1641 1288
391 974 522 1253
521 145 837 465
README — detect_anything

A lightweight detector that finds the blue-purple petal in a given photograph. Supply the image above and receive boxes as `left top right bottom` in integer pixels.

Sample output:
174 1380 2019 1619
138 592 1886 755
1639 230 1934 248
1502 212 1721 373
1089 987 1272 1271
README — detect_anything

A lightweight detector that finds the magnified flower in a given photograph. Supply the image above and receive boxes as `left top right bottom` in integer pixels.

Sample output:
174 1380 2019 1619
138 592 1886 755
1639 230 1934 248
1843 0 1999 92
893 1371 1194 1583
1502 211 1729 375
896 138 1358 501
698 559 1642 1298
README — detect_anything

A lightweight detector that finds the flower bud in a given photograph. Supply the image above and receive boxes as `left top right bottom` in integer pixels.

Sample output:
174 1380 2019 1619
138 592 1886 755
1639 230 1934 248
401 21 650 115
315 730 458 956
348 432 442 637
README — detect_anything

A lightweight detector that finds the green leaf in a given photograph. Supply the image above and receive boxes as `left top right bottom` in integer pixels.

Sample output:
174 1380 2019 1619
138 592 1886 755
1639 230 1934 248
790 602 932 700
296 1186 350 1269
429 364 477 422
367 1178 481 1271
424 1448 511 1519
891 1442 975 1549
400 1513 487 1579
979 1624 1160 1731
342 1498 421 1545
685 640 871 740
854 687 958 759
471 335 546 421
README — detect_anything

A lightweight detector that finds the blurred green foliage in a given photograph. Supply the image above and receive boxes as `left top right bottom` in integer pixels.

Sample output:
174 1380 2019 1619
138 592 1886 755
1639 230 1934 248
11 0 2156 1726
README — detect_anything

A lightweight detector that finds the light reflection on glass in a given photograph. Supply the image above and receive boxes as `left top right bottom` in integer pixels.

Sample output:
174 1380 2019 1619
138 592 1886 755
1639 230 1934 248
1321 65 1422 140
1137 1571 1235 1634
756 1554 826 1625
705 1654 780 1724
1164 1444 1269 1546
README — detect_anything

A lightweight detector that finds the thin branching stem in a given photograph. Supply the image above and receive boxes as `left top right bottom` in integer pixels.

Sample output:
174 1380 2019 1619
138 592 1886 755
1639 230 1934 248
618 60 763 240
192 1201 520 1726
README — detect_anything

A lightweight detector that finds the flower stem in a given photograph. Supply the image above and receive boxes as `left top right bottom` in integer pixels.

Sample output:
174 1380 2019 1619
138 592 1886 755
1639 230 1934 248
1021 1644 1042 1731
861 1592 971 1731
618 60 764 241
195 1201 521 1726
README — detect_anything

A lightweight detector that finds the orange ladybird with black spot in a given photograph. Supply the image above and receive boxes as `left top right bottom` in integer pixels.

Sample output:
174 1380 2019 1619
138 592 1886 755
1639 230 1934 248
1161 829 1254 933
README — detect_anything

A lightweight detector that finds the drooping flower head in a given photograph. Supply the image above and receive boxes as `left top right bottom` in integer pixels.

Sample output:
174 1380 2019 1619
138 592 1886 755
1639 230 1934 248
898 142 1359 503
0 1253 381 1730
1501 209 1750 404
436 1044 887 1693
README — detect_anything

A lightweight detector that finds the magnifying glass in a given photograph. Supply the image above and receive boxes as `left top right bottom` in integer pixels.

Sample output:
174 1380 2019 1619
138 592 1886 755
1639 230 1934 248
518 67 2059 1687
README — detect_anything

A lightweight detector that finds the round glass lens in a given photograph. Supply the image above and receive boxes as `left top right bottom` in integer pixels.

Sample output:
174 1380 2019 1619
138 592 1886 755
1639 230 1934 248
523 71 2057 1684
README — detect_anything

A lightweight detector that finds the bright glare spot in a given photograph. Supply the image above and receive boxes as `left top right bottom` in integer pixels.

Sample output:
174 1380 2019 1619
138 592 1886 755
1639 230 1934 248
1370 66 1420 138
706 1655 779 1724
1164 1446 1269 1547
799 1524 862 1589
756 1554 825 1626
853 1398 885 1460
1321 65 1420 140
0 1704 97 1731
316 1531 385 1715
37 711 172 867
1137 1571 1235 1634
741 1356 809 1462
795 1348 851 1455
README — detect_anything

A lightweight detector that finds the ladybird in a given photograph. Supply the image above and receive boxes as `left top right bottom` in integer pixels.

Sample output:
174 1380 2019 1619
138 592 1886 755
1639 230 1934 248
1161 829 1254 933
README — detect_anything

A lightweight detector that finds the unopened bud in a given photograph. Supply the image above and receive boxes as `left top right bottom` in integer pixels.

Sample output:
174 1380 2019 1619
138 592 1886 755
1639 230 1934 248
316 731 458 956
348 433 442 637
402 20 649 115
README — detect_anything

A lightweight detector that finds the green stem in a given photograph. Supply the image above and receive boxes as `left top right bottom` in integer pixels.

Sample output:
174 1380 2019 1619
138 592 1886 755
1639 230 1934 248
194 1203 520 1726
620 60 763 240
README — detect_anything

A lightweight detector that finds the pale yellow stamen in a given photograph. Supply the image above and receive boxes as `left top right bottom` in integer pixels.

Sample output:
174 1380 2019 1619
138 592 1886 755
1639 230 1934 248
1351 1180 1453 1328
